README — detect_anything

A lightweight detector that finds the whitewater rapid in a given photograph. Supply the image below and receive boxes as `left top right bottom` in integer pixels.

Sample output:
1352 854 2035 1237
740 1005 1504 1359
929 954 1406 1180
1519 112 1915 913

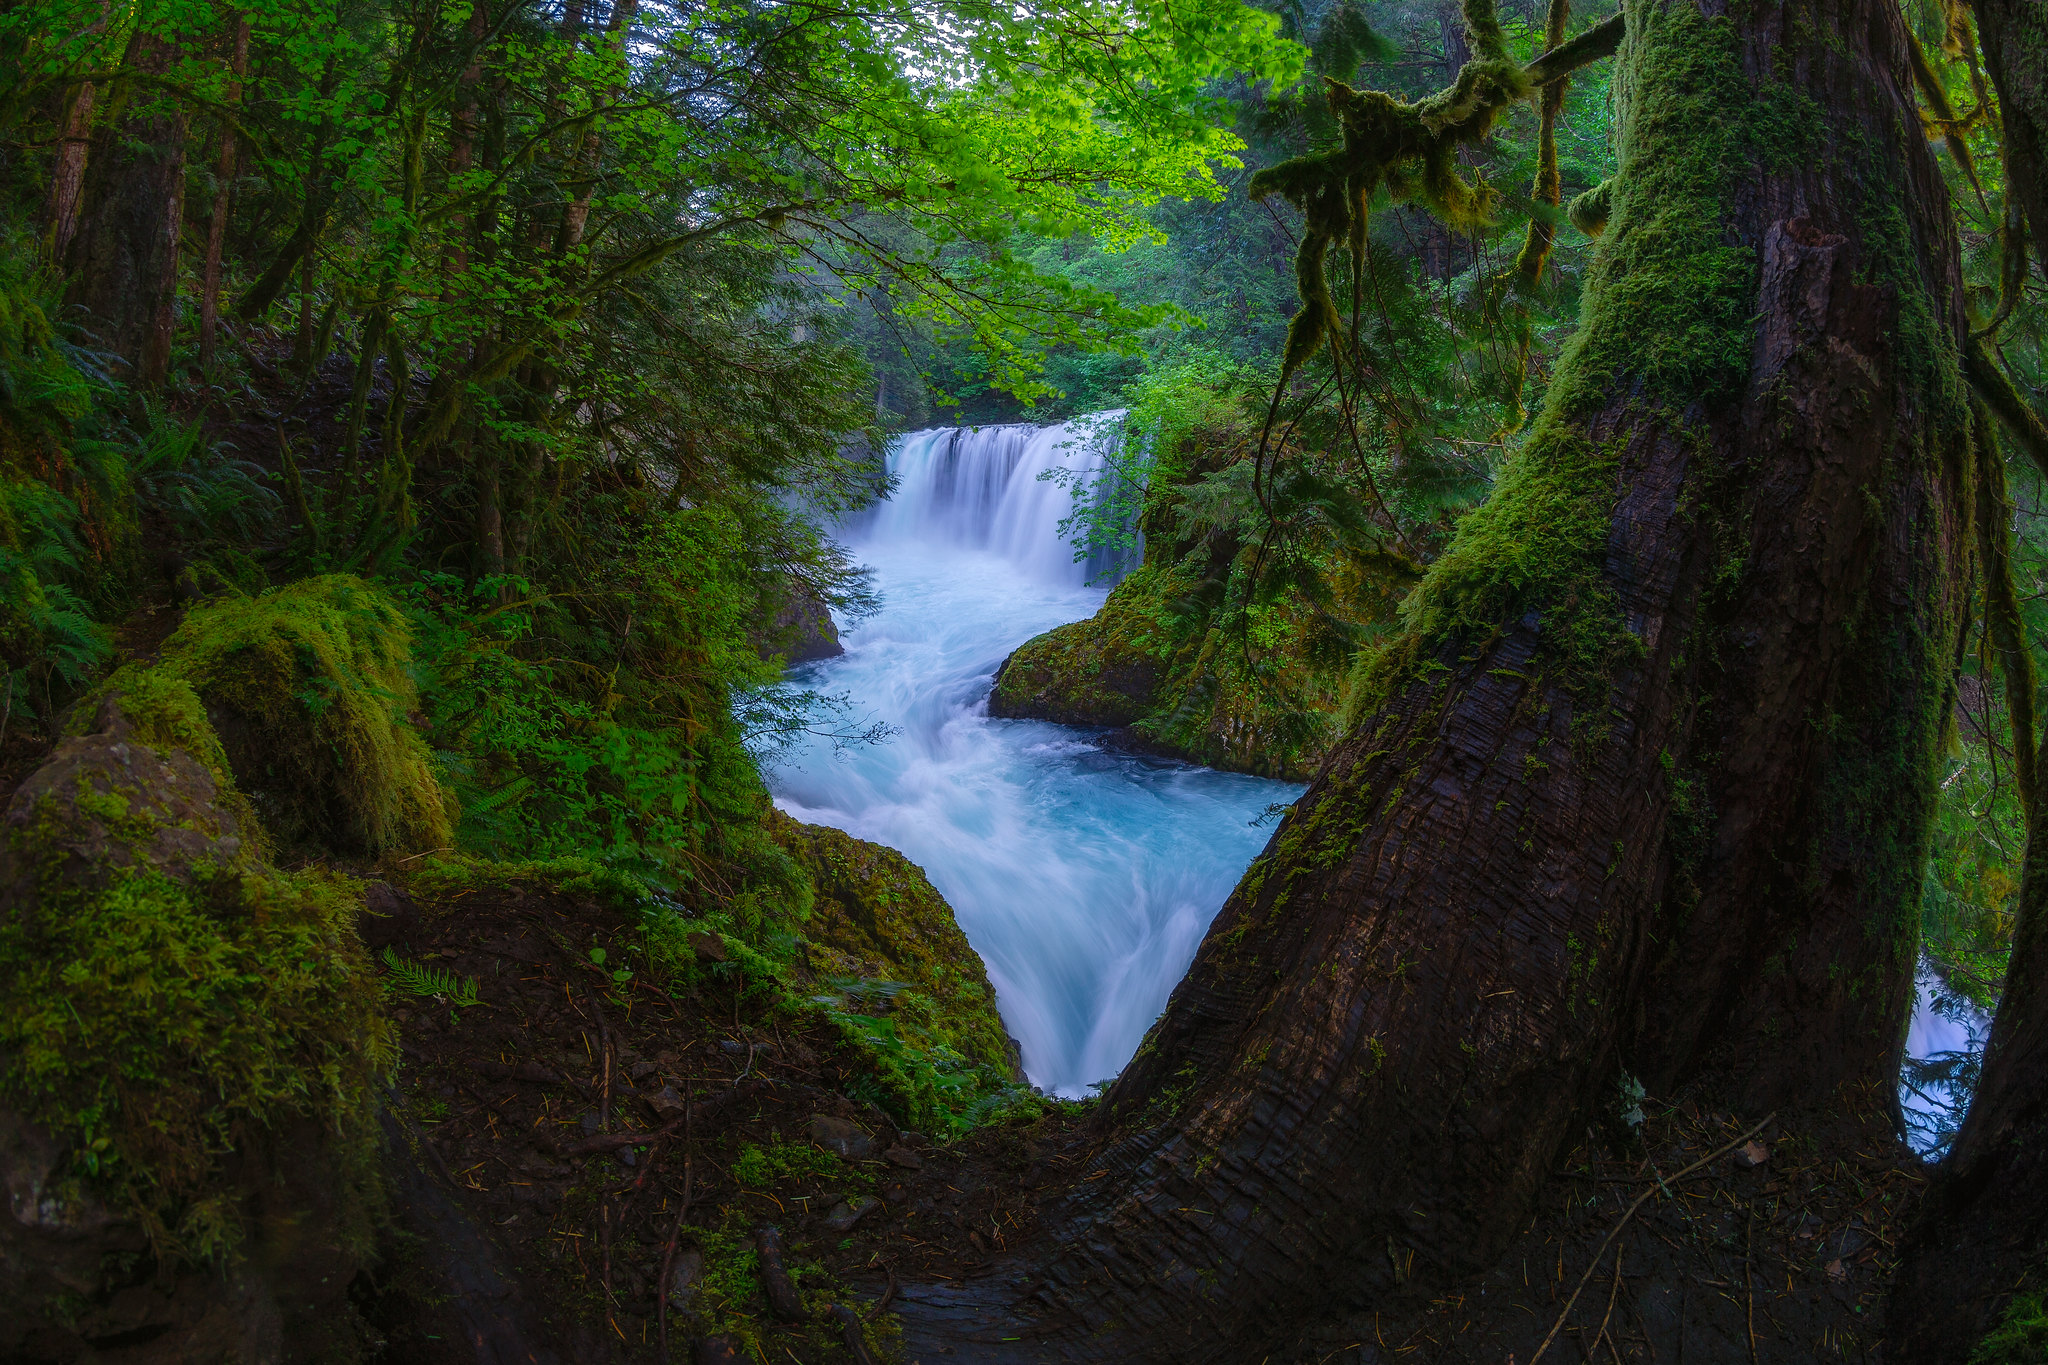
768 420 1302 1096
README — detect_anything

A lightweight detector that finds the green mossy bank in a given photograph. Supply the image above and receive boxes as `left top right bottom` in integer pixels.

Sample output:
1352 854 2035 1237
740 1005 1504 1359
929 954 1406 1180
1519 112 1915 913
989 445 1401 784
768 808 1021 1080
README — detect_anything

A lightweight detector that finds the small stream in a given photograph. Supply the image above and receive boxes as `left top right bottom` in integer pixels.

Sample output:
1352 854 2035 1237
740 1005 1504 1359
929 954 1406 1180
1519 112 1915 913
768 420 1302 1097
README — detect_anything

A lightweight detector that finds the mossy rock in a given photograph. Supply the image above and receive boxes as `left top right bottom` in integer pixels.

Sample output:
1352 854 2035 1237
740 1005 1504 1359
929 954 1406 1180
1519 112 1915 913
765 809 1021 1079
989 560 1351 782
758 581 843 666
0 687 395 1354
82 574 455 857
988 569 1169 728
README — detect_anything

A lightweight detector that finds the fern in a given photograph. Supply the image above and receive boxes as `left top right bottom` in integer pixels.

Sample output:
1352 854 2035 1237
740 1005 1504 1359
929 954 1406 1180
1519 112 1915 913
378 947 480 1008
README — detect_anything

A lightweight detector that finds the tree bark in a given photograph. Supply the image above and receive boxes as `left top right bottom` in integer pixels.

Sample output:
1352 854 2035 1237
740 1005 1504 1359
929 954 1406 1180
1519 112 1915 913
1885 5 2048 1355
1888 421 2048 1363
63 30 188 385
441 0 489 293
901 0 1971 1358
199 13 251 372
42 80 95 260
1976 0 2048 279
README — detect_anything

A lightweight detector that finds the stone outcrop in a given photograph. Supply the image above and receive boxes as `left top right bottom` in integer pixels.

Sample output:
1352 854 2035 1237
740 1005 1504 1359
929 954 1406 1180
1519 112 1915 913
766 809 1022 1078
0 684 393 1361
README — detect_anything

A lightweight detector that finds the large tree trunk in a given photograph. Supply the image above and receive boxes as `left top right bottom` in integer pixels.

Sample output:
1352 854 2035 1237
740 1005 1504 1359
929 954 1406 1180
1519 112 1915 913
1884 4 2048 1356
63 30 188 386
42 80 95 259
902 0 1970 1357
198 13 251 373
1976 0 2048 276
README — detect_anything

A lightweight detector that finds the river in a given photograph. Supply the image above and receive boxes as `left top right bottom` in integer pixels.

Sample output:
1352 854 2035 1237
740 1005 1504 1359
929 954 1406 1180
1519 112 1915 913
768 419 1302 1097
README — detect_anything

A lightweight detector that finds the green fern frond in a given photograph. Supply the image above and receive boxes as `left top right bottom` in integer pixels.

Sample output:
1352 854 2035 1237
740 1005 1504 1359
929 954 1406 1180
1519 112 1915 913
378 947 480 1008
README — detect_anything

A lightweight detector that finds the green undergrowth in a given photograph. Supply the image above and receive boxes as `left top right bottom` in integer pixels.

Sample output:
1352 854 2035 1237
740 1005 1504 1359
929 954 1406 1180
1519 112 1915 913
732 1139 864 1191
0 249 118 722
1973 1283 2048 1364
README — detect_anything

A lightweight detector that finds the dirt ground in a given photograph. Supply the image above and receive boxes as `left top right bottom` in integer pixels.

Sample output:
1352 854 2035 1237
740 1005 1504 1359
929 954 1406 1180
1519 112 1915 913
354 872 1085 1364
357 872 1924 1364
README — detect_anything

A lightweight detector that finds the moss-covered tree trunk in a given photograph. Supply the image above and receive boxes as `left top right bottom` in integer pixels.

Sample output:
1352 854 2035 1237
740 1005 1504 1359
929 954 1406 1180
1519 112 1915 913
901 0 1971 1357
1885 6 2048 1357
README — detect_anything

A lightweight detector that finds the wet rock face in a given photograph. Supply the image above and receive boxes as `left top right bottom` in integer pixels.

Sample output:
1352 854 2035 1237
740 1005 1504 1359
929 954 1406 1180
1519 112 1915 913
762 585 844 665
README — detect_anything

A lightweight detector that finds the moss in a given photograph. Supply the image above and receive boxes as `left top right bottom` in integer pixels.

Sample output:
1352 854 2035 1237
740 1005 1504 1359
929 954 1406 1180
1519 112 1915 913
989 565 1176 729
997 537 1386 780
0 750 395 1268
765 809 1017 1077
147 575 454 856
1567 178 1613 237
1342 0 1830 720
72 665 264 843
731 1140 863 1191
401 849 654 908
1973 1285 2048 1364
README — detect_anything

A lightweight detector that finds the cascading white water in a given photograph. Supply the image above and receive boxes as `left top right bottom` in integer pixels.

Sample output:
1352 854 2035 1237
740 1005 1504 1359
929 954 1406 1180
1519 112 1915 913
770 417 1300 1096
855 415 1131 586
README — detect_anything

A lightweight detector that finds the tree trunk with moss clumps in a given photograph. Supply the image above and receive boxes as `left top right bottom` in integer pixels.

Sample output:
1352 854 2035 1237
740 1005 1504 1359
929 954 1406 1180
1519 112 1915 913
901 0 1971 1357
1884 6 2048 1357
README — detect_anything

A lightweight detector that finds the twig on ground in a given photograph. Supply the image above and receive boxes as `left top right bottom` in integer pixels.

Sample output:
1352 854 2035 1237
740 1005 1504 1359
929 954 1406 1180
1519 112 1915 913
656 1079 694 1365
1529 1114 1776 1365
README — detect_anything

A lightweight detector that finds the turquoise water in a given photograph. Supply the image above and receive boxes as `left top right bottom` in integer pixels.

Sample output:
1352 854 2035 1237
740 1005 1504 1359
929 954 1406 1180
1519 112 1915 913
767 423 1302 1096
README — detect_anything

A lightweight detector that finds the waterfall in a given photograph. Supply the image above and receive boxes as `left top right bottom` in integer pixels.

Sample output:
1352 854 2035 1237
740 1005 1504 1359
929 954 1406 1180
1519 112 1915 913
858 414 1130 586
768 416 1300 1096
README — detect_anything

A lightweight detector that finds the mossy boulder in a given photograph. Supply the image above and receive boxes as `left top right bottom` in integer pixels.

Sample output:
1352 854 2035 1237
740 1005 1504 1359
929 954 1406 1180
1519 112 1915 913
0 686 394 1358
988 570 1166 728
987 559 1360 782
765 809 1021 1079
84 574 454 857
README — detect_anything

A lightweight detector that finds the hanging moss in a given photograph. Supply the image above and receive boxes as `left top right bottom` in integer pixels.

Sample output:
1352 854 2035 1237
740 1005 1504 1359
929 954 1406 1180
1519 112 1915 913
1248 0 1622 380
1567 178 1613 237
139 575 455 856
